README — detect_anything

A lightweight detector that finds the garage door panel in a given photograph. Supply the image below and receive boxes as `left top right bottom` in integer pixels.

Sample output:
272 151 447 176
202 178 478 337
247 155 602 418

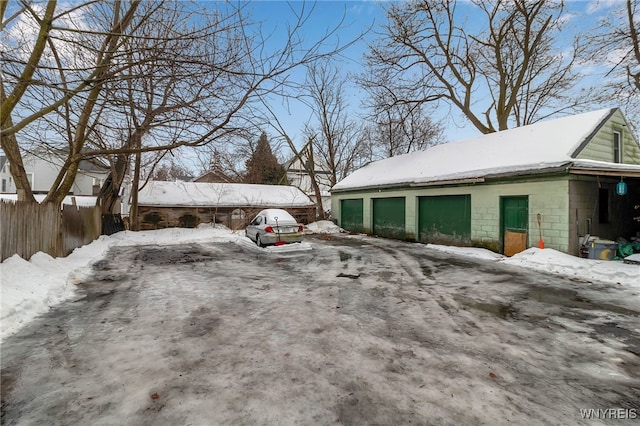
340 199 364 233
373 197 405 239
418 195 471 244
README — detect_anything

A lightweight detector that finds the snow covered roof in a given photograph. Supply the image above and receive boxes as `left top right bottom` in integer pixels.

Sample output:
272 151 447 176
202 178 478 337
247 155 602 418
333 108 639 191
137 181 315 208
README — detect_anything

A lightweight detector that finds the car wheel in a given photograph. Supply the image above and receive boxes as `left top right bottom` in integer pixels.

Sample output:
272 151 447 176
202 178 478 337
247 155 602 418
256 234 263 247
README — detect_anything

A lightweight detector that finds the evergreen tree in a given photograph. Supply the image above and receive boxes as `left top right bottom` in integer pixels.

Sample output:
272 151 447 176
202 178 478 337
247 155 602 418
244 132 288 185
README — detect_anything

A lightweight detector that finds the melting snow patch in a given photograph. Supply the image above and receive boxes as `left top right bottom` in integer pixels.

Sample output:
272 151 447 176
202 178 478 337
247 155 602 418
263 242 313 253
304 220 344 234
426 244 505 261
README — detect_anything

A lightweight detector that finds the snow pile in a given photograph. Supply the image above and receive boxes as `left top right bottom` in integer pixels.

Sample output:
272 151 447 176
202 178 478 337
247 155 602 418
0 236 113 340
304 220 344 234
502 247 640 286
425 244 639 286
109 223 246 247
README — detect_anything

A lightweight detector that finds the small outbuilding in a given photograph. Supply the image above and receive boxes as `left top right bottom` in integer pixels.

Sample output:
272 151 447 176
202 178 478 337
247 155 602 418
136 181 316 230
331 108 640 256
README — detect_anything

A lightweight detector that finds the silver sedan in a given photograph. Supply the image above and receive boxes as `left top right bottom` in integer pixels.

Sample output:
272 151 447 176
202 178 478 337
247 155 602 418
245 209 304 247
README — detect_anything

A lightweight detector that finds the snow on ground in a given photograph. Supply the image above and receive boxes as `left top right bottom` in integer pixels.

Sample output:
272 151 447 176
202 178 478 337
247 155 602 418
303 220 344 234
425 244 640 286
1 224 638 342
502 247 640 285
425 243 505 261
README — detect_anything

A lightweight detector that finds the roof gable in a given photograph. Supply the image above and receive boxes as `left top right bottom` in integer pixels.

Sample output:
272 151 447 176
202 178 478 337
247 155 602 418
573 109 640 164
570 108 618 157
333 108 618 191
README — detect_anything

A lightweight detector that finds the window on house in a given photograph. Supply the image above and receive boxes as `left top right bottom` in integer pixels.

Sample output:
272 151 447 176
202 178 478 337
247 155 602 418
613 131 621 163
2 179 6 192
26 173 34 188
598 188 609 224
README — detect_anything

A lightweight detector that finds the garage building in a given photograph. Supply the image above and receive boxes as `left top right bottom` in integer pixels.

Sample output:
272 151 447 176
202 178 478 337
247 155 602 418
136 181 316 230
331 108 640 256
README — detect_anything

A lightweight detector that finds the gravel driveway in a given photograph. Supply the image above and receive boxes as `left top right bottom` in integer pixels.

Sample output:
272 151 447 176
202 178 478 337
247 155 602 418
1 234 639 425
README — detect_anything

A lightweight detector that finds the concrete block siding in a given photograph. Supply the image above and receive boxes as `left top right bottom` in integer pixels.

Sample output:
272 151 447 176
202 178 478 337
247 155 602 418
332 177 572 254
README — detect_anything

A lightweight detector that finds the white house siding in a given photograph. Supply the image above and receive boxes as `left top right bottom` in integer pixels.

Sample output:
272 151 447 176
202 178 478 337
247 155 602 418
2 153 106 196
332 177 572 254
24 155 60 193
576 110 640 164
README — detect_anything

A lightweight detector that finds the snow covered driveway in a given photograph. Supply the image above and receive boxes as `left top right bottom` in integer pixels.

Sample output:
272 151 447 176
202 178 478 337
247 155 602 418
2 234 639 425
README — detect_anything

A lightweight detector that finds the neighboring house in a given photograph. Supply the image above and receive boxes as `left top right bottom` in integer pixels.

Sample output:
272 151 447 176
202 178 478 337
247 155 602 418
286 151 332 215
331 108 640 256
0 156 8 192
193 170 235 183
135 181 316 230
0 147 109 196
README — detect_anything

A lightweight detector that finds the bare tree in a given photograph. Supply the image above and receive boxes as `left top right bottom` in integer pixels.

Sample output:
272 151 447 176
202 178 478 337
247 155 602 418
585 0 640 127
361 78 444 159
623 0 640 92
1 0 355 212
88 0 250 222
152 159 193 182
362 0 586 135
2 0 142 202
303 62 366 187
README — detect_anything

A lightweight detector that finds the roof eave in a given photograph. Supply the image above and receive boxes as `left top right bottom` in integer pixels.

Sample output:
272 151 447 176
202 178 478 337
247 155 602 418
331 164 573 193
569 167 640 178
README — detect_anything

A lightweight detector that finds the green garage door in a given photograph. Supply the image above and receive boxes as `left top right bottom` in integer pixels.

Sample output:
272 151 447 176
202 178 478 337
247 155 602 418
373 197 405 239
340 199 364 233
418 195 471 244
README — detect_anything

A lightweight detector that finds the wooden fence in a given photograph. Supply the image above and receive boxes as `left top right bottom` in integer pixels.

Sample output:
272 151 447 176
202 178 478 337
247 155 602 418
0 200 101 262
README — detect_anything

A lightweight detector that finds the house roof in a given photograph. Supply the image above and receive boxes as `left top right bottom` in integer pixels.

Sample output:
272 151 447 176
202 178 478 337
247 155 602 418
192 170 235 183
137 181 315 208
332 108 640 192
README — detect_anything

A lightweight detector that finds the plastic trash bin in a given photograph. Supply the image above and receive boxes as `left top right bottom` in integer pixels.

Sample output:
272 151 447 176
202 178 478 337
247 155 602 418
588 240 618 261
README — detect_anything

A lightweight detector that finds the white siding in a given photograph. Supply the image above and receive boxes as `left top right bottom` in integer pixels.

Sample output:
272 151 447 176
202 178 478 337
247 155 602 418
576 110 640 164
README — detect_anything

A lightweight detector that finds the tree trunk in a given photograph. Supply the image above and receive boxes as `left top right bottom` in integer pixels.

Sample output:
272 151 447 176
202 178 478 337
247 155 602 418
0 125 35 203
306 140 325 220
130 150 141 231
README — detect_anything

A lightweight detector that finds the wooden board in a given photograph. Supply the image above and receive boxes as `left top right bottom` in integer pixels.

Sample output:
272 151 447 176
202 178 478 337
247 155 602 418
504 231 527 257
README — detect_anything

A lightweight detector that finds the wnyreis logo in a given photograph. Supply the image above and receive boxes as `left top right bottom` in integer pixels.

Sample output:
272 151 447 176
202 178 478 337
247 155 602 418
580 408 638 420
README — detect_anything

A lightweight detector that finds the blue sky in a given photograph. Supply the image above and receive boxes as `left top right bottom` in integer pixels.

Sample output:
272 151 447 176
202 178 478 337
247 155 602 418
227 0 630 153
239 1 385 146
2 0 630 170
